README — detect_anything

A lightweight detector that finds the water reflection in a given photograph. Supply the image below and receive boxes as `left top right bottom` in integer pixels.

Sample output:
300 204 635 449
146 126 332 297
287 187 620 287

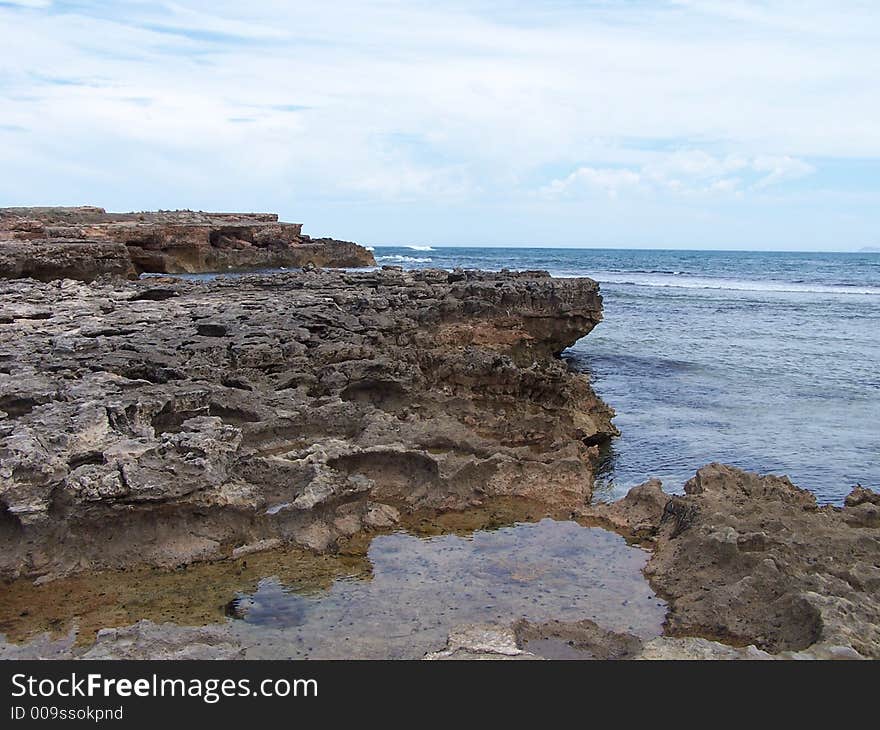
0 502 667 659
229 519 666 659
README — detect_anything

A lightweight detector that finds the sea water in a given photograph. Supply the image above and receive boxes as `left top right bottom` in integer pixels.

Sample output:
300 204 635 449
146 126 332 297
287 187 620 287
374 246 880 504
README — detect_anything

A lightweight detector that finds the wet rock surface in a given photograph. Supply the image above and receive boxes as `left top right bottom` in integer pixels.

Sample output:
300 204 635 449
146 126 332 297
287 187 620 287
581 463 880 658
426 616 864 661
0 207 375 280
425 624 535 660
0 268 613 580
0 622 243 660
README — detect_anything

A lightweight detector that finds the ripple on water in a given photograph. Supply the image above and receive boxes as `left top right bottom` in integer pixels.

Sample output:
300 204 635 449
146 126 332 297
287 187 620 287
229 519 666 659
0 507 667 660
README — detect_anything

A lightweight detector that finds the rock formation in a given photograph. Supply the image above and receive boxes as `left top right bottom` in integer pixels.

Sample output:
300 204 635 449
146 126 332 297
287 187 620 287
0 621 244 660
581 463 880 658
423 620 858 660
426 463 880 661
0 267 614 580
0 207 375 281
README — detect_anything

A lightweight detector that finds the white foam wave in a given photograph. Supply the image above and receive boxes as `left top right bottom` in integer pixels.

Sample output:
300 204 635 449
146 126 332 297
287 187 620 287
593 272 880 296
406 245 435 251
376 254 433 264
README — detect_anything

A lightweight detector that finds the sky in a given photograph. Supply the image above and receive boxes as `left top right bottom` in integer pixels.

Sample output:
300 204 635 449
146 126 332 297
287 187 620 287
1 1 879 250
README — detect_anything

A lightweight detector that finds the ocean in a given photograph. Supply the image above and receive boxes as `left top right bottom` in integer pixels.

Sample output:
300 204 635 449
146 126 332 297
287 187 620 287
373 246 880 504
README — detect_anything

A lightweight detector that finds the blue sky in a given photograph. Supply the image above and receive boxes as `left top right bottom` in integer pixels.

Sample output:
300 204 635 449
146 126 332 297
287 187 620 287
1 1 879 250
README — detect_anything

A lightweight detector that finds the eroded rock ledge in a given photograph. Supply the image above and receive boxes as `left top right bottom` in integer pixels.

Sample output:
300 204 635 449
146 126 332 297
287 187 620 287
0 267 614 580
0 207 375 281
579 464 880 659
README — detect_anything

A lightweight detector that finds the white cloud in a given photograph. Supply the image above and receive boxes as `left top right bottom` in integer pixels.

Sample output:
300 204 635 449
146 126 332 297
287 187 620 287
642 151 750 181
751 155 816 188
0 1 875 247
543 151 813 199
544 167 642 198
1 0 51 7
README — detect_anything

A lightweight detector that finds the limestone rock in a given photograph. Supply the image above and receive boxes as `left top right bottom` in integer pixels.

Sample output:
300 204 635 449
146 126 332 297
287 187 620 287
81 621 244 660
588 463 880 658
0 239 135 281
0 268 612 579
0 207 375 280
636 636 772 660
579 477 669 538
363 502 400 529
424 624 536 660
0 620 243 660
425 618 867 661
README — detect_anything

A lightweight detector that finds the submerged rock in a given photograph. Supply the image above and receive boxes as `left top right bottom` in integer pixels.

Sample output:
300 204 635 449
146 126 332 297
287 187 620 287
514 618 643 659
0 207 375 280
0 268 614 579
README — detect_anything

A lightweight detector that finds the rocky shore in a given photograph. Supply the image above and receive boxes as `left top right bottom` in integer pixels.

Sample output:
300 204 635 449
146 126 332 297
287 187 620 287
4 463 876 660
428 464 880 660
0 207 375 280
579 463 880 658
0 267 614 580
0 224 876 660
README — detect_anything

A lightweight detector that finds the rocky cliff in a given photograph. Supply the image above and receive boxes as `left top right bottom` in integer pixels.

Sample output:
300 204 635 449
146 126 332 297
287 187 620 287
0 207 376 280
0 267 614 579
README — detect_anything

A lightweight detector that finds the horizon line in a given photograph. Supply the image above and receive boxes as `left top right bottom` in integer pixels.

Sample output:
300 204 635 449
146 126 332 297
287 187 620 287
368 244 877 254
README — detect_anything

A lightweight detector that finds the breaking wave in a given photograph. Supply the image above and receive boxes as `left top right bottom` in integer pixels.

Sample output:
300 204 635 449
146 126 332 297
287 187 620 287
593 272 880 296
376 255 433 264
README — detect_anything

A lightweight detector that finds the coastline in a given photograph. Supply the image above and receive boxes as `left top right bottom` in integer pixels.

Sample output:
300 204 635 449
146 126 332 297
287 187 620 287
0 209 878 661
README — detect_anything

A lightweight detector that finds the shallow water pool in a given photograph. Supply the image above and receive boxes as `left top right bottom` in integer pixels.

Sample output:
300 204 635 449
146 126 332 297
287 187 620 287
0 508 667 660
229 519 666 659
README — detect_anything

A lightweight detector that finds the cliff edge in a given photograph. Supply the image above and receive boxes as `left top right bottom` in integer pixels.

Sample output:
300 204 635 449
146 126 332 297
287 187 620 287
0 207 376 280
0 267 614 579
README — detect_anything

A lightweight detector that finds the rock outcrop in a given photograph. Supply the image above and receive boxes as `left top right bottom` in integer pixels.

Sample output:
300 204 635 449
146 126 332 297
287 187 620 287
0 207 376 280
0 239 136 282
424 620 861 660
0 267 614 579
581 463 880 658
0 622 244 660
